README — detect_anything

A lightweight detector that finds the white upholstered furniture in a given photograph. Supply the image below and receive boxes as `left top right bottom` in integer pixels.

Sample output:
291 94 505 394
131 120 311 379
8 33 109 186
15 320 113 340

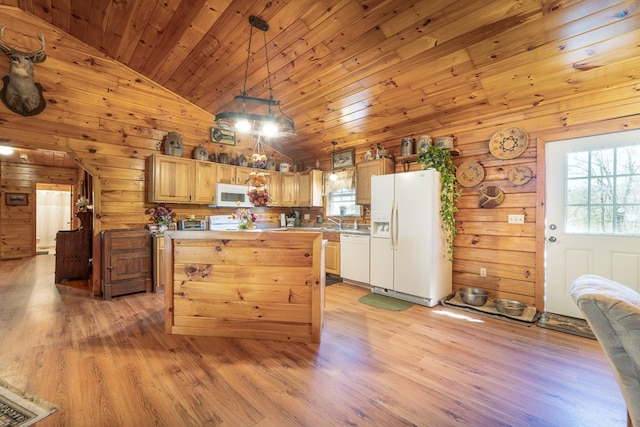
570 274 640 427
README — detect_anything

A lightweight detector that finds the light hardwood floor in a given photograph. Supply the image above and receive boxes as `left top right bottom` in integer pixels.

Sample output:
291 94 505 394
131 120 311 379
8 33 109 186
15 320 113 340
0 255 625 426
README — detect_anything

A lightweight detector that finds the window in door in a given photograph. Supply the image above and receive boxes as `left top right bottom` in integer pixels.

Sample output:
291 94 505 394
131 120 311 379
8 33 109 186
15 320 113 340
565 144 640 235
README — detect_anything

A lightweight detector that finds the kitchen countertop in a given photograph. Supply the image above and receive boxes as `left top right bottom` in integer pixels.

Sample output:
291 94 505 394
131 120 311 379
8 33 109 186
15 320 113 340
264 226 370 235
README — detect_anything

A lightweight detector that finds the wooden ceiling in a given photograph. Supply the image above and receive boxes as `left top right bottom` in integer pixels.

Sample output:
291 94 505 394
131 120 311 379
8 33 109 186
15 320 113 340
0 0 638 163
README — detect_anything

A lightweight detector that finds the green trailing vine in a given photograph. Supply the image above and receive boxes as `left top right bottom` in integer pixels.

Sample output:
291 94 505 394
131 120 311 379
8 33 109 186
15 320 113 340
416 145 461 261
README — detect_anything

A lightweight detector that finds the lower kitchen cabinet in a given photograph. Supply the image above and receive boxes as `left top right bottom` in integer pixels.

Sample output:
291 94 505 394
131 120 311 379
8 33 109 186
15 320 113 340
153 235 165 291
325 240 340 275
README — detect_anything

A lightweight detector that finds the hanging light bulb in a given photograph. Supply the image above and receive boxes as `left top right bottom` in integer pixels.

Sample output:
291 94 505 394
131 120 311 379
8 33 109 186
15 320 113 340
235 118 252 133
329 141 338 181
261 120 278 137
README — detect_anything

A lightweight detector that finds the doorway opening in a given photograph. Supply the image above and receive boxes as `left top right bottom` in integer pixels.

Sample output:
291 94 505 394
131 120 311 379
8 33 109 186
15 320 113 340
36 184 72 255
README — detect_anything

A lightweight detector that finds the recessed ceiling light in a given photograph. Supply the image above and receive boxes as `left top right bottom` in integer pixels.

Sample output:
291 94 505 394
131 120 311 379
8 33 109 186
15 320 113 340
0 146 14 155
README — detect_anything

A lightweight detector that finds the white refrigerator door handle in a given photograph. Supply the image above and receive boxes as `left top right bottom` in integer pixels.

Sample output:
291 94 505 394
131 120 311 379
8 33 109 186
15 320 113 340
389 203 395 250
393 200 399 250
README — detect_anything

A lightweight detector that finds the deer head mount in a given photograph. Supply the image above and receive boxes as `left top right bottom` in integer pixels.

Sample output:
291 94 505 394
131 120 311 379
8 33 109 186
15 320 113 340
0 26 46 116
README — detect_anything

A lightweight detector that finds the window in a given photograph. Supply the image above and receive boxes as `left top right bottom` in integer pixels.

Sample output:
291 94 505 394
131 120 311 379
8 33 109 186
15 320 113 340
565 144 640 235
324 169 361 217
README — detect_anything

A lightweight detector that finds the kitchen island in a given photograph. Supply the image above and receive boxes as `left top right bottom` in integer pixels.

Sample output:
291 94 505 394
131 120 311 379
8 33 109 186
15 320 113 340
162 230 326 343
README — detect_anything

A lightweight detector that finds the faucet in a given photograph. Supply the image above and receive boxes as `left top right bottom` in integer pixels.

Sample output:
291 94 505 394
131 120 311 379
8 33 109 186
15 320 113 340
327 217 342 230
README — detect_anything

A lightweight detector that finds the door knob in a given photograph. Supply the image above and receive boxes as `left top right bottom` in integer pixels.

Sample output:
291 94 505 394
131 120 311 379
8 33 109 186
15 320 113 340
548 236 557 242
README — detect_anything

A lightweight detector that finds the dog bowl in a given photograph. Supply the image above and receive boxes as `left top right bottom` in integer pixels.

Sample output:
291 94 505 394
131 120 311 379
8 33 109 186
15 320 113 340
494 299 527 316
459 287 489 306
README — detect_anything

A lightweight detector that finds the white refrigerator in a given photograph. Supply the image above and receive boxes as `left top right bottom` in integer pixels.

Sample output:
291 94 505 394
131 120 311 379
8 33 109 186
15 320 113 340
369 169 452 307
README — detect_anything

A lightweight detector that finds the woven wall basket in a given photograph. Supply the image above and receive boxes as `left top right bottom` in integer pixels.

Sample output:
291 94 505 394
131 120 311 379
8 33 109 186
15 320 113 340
478 185 505 208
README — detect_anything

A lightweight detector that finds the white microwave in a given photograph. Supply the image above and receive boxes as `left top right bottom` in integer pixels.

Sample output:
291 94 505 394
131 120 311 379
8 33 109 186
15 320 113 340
211 183 253 208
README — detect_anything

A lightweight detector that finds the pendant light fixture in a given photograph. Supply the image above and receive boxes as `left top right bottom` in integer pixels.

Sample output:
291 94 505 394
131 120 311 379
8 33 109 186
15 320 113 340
214 15 295 139
329 141 338 181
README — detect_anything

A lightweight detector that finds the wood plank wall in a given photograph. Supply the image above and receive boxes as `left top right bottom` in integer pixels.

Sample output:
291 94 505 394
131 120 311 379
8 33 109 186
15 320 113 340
0 161 78 259
2 6 640 309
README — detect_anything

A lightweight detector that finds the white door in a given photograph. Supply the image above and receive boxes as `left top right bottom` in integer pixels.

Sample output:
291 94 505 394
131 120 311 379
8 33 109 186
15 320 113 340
545 130 640 318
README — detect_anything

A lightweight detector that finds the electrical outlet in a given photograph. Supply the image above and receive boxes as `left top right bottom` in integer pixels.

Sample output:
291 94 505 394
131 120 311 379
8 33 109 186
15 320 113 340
508 214 525 224
480 268 487 277
303 214 310 220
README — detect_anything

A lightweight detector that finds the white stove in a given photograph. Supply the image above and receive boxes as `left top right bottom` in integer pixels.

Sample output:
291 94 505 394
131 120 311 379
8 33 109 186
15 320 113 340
207 215 238 230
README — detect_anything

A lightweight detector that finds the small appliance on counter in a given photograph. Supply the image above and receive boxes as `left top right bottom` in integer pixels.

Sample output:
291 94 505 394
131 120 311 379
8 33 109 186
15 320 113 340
177 218 206 230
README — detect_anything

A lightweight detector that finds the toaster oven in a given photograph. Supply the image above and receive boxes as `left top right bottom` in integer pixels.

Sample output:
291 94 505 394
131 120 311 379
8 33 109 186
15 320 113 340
177 219 206 230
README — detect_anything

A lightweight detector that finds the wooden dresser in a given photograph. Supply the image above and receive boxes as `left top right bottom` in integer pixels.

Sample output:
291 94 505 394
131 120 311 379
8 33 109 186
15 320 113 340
55 211 92 284
101 229 152 299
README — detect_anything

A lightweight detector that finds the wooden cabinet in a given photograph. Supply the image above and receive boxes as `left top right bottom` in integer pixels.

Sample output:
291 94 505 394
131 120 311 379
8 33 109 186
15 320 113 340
280 170 323 207
55 211 92 284
101 229 152 299
148 155 193 203
194 161 217 204
216 164 240 184
298 169 323 207
356 158 394 205
148 154 217 204
265 172 281 206
280 172 298 206
153 235 165 292
325 240 340 275
217 164 254 185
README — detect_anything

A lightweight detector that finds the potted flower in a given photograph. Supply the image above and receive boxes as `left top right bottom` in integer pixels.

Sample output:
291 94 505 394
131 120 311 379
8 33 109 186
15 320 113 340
231 208 257 229
416 145 460 260
146 203 177 232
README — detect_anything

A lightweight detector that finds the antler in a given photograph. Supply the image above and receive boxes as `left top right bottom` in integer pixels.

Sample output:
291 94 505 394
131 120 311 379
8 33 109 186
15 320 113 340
0 25 13 55
0 25 46 61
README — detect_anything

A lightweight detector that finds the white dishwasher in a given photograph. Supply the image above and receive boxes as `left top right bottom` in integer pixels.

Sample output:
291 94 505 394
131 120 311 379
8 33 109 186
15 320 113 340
340 233 370 286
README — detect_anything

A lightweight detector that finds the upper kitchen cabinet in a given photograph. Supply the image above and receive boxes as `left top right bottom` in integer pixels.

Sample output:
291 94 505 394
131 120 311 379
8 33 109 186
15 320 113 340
193 161 217 204
148 154 216 204
280 172 298 207
148 154 193 203
217 164 248 185
298 170 323 207
356 158 394 205
265 172 281 207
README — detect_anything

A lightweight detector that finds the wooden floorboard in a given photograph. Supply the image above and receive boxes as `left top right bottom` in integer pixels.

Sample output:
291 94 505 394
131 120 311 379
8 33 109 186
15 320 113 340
0 255 626 426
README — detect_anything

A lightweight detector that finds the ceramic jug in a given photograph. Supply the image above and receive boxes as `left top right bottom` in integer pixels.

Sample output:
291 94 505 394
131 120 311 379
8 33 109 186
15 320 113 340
193 144 208 161
401 138 413 156
164 132 183 157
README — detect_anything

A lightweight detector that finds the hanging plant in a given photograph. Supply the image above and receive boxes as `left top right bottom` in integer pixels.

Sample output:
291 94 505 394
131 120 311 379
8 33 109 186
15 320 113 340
416 145 461 260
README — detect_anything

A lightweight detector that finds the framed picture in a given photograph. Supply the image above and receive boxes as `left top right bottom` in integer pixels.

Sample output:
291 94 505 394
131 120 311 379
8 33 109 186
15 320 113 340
5 193 28 206
332 148 355 169
210 127 236 146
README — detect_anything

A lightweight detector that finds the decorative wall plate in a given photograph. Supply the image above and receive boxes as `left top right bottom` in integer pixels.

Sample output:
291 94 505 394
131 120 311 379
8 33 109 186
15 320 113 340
456 161 485 187
507 166 533 186
489 127 528 159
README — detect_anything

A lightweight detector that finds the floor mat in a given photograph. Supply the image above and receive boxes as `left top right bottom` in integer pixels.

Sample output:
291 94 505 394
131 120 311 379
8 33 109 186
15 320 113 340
358 293 414 311
0 379 58 426
537 312 596 339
